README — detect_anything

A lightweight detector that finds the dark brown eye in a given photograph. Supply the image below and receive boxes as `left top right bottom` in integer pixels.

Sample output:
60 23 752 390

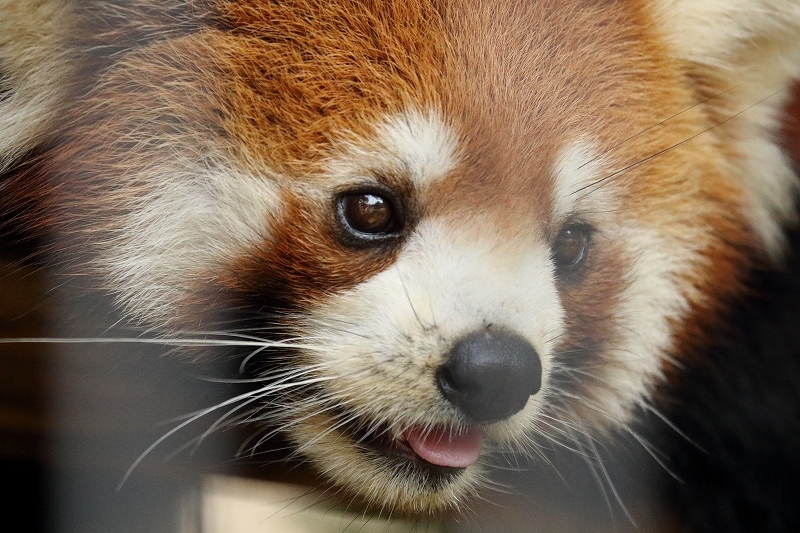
552 224 591 270
337 191 400 238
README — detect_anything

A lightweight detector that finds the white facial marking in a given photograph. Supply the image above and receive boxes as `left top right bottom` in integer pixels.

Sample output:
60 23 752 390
599 224 696 421
99 160 281 325
551 139 617 221
375 110 461 188
551 138 690 424
325 108 460 190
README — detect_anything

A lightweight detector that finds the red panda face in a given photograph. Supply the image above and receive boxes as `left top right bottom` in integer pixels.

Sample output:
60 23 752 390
5 0 798 515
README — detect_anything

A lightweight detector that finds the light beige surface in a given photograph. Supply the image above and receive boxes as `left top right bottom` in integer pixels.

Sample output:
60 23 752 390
203 475 442 533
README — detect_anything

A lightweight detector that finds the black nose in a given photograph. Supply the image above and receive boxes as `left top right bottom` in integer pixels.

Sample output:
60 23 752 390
436 329 542 423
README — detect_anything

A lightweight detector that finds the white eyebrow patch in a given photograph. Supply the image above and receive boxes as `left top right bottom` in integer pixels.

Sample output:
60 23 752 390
550 139 616 220
325 108 460 190
374 109 460 188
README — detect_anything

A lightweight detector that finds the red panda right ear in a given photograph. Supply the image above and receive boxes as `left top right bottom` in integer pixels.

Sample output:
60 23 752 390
650 0 800 77
649 0 800 261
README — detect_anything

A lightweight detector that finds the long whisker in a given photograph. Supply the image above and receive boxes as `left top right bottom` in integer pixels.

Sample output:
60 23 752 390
0 336 324 350
577 84 738 171
621 425 682 482
639 402 704 452
395 266 427 330
571 89 783 199
116 383 276 489
118 369 347 488
584 429 637 527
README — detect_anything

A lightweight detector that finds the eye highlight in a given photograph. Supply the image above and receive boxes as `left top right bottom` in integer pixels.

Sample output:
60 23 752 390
552 223 592 272
336 189 403 245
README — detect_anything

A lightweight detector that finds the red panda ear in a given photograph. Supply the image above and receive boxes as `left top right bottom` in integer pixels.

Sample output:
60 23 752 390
651 0 800 77
650 0 800 261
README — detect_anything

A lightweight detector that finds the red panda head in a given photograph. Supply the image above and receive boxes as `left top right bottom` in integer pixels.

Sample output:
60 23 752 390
8 0 800 514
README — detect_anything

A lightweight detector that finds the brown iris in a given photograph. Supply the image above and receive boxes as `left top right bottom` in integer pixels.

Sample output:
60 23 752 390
552 224 590 269
338 192 399 236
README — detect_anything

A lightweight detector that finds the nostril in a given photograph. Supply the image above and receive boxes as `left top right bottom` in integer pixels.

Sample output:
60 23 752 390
436 329 542 423
436 365 458 396
436 364 479 404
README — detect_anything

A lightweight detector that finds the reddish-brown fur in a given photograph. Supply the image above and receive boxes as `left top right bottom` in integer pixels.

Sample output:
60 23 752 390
1 0 791 515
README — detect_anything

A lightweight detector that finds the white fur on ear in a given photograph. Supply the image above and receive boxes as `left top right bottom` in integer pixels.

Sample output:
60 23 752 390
651 0 800 74
651 0 800 261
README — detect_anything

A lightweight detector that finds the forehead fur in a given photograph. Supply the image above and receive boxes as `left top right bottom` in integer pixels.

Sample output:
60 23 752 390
208 0 449 176
430 0 691 222
110 1 682 181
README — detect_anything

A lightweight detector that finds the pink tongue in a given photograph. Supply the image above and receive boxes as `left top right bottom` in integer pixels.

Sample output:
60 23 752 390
405 426 483 468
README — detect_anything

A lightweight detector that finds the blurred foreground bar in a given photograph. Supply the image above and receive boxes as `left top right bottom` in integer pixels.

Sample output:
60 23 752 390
202 476 440 533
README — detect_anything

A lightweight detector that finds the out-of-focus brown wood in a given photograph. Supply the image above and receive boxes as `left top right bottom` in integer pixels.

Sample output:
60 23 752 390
0 247 50 461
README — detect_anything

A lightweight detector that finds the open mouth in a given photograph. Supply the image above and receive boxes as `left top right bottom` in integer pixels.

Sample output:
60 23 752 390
349 418 484 474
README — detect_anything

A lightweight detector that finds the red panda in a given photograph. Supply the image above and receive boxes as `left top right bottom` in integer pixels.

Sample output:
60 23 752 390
1 0 799 519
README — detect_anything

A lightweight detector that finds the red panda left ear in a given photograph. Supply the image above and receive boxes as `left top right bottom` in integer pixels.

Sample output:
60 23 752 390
649 0 800 260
